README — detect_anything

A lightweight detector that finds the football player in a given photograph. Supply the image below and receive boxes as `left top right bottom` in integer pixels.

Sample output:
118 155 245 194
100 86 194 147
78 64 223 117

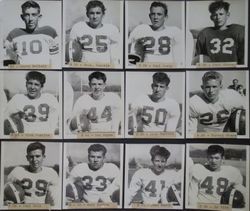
127 145 181 205
4 71 59 135
3 0 59 66
227 78 239 90
128 1 183 66
70 71 121 134
5 142 59 205
189 71 245 135
68 0 120 65
188 145 246 207
194 0 245 64
129 72 180 134
67 144 120 203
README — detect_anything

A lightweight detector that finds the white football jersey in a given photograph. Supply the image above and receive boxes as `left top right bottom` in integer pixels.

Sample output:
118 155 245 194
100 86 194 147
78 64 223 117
131 94 180 132
7 166 59 204
69 163 120 203
5 26 59 65
189 164 243 205
72 92 121 133
189 89 245 133
5 93 59 134
129 24 183 63
127 168 180 205
70 22 119 63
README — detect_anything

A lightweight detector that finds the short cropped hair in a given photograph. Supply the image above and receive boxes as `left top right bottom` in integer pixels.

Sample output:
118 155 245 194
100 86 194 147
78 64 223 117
88 144 107 156
207 145 225 157
27 142 46 155
150 145 170 161
88 71 107 83
21 0 41 13
150 1 168 16
209 0 230 14
152 72 170 86
86 0 106 16
233 79 239 83
202 71 223 85
26 71 46 87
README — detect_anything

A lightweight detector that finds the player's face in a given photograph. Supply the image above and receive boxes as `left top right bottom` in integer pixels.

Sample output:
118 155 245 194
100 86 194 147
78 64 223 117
88 150 105 170
89 78 106 100
21 7 41 31
87 6 104 28
210 8 230 29
26 149 45 172
151 81 168 101
26 79 42 99
149 6 166 30
152 155 167 174
201 79 222 103
207 153 223 171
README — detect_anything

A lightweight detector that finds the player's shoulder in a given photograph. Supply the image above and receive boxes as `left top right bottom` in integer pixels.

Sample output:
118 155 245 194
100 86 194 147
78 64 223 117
72 21 85 29
103 23 119 32
164 26 182 33
163 96 179 106
6 28 27 40
228 24 245 31
134 94 150 103
132 24 151 33
199 27 214 34
191 163 206 174
36 26 58 38
73 162 89 171
42 166 58 174
220 89 241 99
133 167 151 177
221 165 240 174
10 166 26 174
9 94 26 102
41 93 58 100
189 91 205 104
103 163 119 171
104 92 120 100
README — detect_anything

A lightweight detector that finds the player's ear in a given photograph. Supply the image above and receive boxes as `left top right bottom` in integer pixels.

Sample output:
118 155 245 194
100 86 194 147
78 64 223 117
200 85 204 90
20 14 24 21
38 14 42 20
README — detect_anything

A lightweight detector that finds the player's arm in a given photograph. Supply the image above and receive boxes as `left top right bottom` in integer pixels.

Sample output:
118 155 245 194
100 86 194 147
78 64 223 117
188 99 198 134
165 101 180 131
127 170 142 205
110 95 121 134
4 33 20 64
4 95 24 119
236 26 245 64
194 31 207 57
45 169 60 206
110 26 120 66
231 168 246 199
188 165 199 206
47 95 60 134
48 33 60 66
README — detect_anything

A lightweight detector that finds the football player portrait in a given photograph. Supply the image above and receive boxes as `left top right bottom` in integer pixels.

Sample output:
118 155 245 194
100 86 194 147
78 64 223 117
67 71 122 138
64 0 122 67
64 143 122 208
186 144 248 210
187 0 247 66
3 71 60 137
127 1 184 67
2 141 61 208
2 0 61 68
125 144 184 209
127 71 183 138
187 71 248 138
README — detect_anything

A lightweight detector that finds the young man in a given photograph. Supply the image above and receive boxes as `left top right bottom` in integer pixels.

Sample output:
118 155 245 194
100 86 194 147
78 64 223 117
188 145 246 207
129 72 180 134
68 0 120 65
4 71 59 135
189 71 245 134
66 144 120 203
127 145 181 205
5 142 59 205
194 0 245 64
128 1 183 65
70 71 121 134
4 0 59 66
228 79 239 90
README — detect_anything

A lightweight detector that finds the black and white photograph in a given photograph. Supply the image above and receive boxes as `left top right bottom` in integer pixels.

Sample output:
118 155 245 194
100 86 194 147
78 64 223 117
1 70 62 139
186 143 249 211
0 0 62 69
125 71 184 138
63 0 123 68
186 0 248 68
64 70 124 139
125 0 185 68
124 144 184 209
186 70 249 138
1 141 62 209
0 72 7 138
63 143 123 209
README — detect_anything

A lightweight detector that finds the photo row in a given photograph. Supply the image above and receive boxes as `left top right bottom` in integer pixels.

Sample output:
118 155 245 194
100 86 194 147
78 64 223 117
0 0 248 69
0 70 249 139
0 141 249 210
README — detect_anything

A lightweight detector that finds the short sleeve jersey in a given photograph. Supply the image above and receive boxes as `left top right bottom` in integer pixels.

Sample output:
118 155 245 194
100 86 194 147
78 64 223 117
189 89 245 133
189 163 243 204
195 24 245 64
5 93 59 134
129 24 182 63
5 26 59 65
7 166 59 204
131 95 180 132
70 163 120 203
72 92 121 132
70 22 119 63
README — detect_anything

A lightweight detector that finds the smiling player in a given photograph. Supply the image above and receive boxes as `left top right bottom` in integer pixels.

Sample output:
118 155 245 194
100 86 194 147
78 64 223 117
4 71 59 135
128 1 183 66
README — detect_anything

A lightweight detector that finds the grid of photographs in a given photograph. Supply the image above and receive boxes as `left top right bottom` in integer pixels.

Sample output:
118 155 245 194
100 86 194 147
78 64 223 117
0 0 249 210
